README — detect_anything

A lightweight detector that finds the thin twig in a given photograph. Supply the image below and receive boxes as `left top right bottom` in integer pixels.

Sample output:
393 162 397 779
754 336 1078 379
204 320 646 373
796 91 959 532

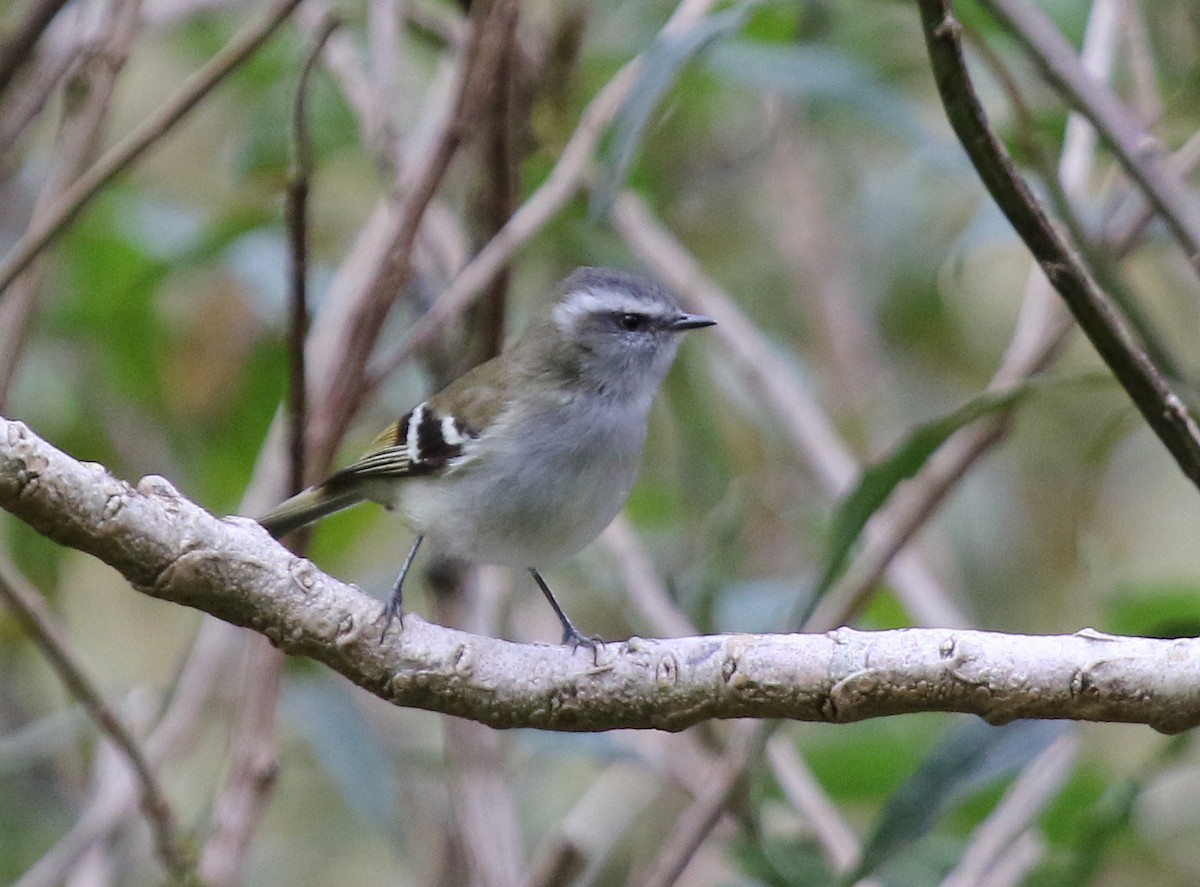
198 639 284 887
612 190 968 630
0 0 143 408
311 0 520 470
434 568 523 887
0 0 74 99
765 734 864 877
633 721 763 887
285 13 340 501
939 735 1077 887
15 618 234 887
918 0 1200 492
961 7 1181 381
367 0 720 387
808 0 1120 630
0 558 194 878
978 0 1200 276
0 0 306 300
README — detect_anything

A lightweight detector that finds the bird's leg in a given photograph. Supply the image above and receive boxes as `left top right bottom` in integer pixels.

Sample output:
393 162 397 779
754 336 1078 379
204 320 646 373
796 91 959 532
529 568 603 656
379 535 423 643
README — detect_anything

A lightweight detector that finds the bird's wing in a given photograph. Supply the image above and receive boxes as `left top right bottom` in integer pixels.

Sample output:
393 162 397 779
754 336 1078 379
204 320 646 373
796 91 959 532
325 400 482 487
328 345 521 488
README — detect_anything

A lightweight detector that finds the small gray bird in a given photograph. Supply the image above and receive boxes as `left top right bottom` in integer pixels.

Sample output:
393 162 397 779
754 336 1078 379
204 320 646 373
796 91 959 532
258 267 715 646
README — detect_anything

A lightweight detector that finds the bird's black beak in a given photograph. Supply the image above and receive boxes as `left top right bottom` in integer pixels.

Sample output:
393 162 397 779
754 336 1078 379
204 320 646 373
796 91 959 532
669 313 717 331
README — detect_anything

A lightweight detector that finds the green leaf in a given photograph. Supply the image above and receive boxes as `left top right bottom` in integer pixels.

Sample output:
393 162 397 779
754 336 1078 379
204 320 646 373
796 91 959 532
848 719 1070 884
734 832 836 887
1104 580 1200 639
589 5 752 219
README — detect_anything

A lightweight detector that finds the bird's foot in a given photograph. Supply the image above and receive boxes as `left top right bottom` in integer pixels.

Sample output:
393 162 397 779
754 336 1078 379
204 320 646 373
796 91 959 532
562 625 605 665
378 593 404 645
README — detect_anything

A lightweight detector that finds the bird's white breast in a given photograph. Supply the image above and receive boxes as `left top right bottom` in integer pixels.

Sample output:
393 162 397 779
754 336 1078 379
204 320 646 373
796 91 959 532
398 391 650 567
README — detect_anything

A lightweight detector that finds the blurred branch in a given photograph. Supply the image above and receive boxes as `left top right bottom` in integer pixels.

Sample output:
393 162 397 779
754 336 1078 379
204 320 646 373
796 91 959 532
285 13 339 499
16 619 232 887
4 416 1200 734
366 0 402 179
0 0 142 408
917 0 1200 493
295 1 377 154
603 517 697 639
0 557 194 880
765 734 866 878
611 191 968 630
1118 1 1160 124
602 518 862 882
808 0 1117 631
0 36 76 155
444 714 523 887
312 0 521 468
368 0 720 386
1107 127 1200 255
198 639 284 887
633 721 762 887
525 763 662 887
939 734 1077 887
0 0 305 300
470 1 521 364
435 568 523 887
0 0 73 100
977 0 1200 278
195 25 343 882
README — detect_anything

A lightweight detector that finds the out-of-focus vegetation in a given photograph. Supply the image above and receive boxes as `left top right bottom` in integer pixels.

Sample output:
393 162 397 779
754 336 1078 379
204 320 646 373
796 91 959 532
2 0 1200 885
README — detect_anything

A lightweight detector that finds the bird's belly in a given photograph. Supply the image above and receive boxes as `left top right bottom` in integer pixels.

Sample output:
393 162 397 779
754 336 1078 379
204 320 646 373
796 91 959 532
400 425 642 567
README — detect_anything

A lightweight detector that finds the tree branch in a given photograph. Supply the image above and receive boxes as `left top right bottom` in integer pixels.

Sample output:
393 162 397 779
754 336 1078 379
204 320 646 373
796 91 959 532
3 414 1200 734
916 0 1200 494
0 559 193 879
368 0 720 386
978 0 1200 276
0 0 74 101
0 0 305 300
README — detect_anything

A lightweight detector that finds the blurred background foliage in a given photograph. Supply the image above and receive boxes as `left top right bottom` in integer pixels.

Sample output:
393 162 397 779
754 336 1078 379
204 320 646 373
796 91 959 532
2 0 1200 885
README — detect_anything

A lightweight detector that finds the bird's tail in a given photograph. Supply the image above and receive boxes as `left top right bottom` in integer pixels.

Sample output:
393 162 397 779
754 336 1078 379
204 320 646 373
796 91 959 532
258 485 365 539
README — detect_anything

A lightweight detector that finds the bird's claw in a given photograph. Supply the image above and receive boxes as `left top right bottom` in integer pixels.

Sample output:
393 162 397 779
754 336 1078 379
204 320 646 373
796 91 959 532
378 596 404 645
562 626 605 664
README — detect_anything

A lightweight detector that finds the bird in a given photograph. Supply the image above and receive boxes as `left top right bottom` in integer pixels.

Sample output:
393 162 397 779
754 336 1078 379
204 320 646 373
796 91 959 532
258 266 715 647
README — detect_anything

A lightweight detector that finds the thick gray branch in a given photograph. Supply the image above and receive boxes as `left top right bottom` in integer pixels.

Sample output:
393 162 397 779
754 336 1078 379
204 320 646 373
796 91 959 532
2 413 1199 734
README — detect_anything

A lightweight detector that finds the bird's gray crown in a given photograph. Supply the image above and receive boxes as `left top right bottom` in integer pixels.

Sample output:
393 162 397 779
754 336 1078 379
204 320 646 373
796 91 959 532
552 267 679 332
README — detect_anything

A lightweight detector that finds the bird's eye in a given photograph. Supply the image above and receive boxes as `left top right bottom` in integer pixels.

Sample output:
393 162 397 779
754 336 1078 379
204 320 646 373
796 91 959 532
618 313 645 332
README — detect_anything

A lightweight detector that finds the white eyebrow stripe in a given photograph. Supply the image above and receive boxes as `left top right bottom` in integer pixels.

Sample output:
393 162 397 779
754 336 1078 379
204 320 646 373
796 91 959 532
553 287 676 330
